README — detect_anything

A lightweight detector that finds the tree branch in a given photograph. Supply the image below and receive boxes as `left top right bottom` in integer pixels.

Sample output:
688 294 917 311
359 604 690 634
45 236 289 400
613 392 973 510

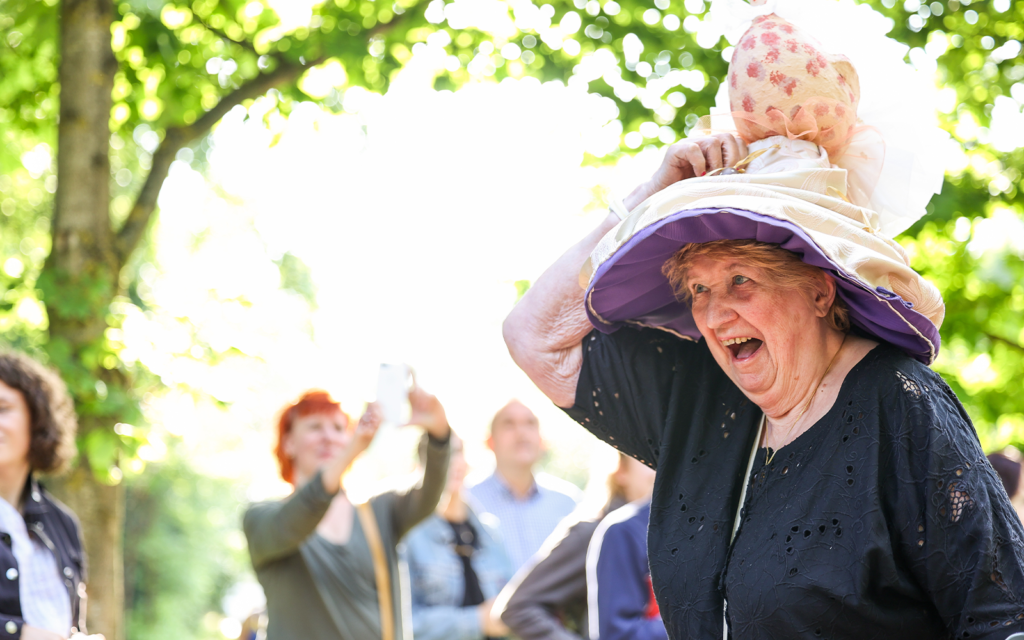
986 332 1024 354
195 16 259 55
367 4 420 39
114 6 420 267
114 56 321 265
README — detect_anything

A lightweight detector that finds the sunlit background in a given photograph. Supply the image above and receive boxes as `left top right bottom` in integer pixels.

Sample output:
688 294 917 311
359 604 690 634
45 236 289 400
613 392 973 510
3 0 1024 635
120 14 669 630
124 5 1018 631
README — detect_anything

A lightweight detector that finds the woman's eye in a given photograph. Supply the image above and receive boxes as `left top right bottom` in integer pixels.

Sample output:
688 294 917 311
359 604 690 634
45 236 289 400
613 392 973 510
692 283 708 294
732 275 750 285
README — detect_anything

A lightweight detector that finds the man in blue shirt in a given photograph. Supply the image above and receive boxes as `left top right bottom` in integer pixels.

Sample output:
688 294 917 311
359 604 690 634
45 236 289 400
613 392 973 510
468 400 581 572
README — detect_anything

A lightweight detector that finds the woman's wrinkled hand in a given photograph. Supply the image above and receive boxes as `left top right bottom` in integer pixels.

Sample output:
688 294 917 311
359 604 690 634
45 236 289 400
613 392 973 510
623 133 750 211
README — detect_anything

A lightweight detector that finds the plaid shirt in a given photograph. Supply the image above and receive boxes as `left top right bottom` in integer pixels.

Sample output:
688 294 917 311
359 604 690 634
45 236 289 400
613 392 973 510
0 493 71 634
467 472 581 572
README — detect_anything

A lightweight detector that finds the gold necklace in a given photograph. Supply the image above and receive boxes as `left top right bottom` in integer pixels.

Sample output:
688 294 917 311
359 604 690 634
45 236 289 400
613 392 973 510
765 334 847 465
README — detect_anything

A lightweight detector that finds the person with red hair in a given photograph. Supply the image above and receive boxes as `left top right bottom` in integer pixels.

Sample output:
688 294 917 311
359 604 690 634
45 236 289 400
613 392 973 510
243 385 451 640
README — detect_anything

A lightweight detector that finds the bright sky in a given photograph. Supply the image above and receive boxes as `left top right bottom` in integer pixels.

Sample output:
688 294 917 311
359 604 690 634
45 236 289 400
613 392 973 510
122 56 668 508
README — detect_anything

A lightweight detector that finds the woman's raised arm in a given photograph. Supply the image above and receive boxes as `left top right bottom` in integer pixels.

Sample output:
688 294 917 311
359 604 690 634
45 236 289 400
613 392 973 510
503 134 747 408
502 212 619 408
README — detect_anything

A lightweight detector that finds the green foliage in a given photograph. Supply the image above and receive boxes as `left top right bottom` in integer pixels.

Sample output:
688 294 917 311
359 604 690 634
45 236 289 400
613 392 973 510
514 278 531 302
276 251 318 307
123 445 250 639
0 0 59 168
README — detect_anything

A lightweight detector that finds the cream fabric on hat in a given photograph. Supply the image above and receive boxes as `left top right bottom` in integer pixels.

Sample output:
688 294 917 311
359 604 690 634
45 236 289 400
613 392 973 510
582 168 945 363
701 0 951 235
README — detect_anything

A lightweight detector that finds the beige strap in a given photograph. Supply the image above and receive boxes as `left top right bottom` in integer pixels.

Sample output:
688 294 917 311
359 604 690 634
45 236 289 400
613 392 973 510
356 502 394 640
723 414 766 640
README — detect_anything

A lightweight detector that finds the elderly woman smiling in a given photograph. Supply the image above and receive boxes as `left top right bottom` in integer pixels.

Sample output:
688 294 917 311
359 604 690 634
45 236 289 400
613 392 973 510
503 129 1024 640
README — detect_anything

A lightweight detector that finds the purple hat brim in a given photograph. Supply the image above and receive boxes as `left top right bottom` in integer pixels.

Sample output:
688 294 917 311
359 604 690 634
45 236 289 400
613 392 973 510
585 207 940 364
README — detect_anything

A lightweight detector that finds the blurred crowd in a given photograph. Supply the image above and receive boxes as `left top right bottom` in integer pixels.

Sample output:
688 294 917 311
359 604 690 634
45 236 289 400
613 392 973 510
234 383 668 640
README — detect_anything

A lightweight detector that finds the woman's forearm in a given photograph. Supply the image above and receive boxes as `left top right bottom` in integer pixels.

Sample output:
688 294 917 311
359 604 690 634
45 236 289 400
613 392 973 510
243 471 335 567
321 447 359 494
502 137 740 405
391 433 450 538
503 212 619 408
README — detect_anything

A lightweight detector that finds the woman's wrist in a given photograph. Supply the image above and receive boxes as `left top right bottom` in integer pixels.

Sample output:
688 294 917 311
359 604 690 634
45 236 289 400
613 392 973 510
607 194 630 220
320 467 342 495
321 448 359 494
623 181 655 212
425 421 451 441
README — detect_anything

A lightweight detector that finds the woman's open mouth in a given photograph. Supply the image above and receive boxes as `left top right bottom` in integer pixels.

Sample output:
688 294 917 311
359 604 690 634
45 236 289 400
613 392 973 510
723 337 764 361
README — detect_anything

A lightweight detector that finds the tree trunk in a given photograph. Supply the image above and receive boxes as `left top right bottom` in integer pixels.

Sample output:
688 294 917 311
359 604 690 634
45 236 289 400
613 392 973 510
47 465 125 638
46 0 123 637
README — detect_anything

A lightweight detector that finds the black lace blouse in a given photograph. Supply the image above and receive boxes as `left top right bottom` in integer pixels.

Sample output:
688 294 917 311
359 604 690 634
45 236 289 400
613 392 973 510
563 327 1024 640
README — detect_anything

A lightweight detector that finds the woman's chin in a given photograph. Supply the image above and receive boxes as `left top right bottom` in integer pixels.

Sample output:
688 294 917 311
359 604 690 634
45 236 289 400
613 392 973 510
730 364 773 397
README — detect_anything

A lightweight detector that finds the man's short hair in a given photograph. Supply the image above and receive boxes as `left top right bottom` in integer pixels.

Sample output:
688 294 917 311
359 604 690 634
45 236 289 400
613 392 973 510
488 399 536 435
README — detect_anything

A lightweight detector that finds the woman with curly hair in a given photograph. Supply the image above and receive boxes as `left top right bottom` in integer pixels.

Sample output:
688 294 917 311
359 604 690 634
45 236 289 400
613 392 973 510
0 350 98 640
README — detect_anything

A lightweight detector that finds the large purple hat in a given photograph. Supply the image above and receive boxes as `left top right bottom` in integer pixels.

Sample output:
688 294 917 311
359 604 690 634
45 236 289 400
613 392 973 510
583 147 945 364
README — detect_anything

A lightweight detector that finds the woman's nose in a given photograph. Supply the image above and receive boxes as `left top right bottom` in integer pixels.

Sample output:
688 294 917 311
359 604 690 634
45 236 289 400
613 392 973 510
703 294 738 329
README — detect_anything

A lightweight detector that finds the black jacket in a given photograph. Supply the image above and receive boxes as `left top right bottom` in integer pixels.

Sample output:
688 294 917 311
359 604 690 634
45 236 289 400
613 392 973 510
0 476 86 638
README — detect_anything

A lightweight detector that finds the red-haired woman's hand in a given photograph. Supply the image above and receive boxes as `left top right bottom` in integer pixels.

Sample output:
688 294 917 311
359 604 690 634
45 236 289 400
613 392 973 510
349 402 382 457
322 403 381 494
623 133 749 210
407 385 450 440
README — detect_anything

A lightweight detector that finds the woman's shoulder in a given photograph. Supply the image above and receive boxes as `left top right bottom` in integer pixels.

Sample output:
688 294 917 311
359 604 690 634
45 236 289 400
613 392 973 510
847 341 952 407
849 342 985 467
590 326 710 360
242 497 278 532
582 326 723 394
34 481 83 540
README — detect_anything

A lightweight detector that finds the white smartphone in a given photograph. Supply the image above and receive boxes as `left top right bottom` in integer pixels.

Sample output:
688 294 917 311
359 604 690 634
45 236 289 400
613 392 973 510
376 363 411 426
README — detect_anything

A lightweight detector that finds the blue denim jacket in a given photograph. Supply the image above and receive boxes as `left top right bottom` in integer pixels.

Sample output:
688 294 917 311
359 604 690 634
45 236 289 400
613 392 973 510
401 507 513 640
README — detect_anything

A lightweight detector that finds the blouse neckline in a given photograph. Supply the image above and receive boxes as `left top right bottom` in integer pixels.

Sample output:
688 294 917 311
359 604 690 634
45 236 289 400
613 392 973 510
755 341 885 464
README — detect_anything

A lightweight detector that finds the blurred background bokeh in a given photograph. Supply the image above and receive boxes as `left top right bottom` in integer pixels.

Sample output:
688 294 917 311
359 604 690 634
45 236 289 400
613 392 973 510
0 0 1022 636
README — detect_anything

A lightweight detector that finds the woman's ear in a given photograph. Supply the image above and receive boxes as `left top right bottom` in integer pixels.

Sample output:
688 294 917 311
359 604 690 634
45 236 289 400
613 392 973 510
813 273 838 318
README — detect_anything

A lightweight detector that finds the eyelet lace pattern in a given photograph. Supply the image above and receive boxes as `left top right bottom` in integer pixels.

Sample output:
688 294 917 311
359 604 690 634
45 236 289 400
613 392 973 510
564 328 1024 639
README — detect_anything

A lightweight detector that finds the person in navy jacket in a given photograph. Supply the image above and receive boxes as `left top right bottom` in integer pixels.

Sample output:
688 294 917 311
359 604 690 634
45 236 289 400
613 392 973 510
584 457 663 640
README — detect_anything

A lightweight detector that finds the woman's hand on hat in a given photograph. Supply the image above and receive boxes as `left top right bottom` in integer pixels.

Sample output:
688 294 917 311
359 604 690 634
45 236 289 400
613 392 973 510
623 133 749 210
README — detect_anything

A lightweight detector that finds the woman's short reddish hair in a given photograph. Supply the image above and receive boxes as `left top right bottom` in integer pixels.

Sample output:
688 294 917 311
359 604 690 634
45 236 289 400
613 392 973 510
662 239 850 333
274 390 349 485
